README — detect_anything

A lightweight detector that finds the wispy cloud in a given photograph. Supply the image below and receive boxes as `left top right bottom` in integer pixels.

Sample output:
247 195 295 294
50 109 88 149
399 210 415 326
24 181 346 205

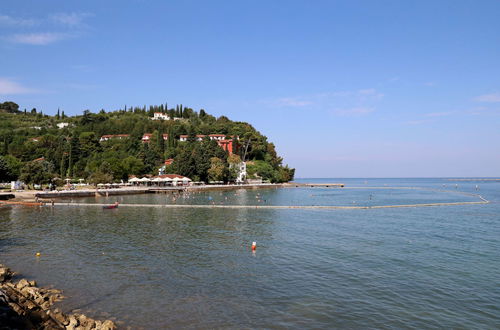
50 12 92 27
467 106 500 116
424 111 453 117
1 12 91 46
273 97 313 107
333 107 375 116
0 14 36 26
358 88 384 99
404 119 433 125
263 88 383 115
475 92 500 103
6 32 70 45
0 78 38 95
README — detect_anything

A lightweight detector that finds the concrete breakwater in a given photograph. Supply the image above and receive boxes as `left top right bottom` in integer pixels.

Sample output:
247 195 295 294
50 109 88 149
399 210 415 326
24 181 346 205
0 264 116 329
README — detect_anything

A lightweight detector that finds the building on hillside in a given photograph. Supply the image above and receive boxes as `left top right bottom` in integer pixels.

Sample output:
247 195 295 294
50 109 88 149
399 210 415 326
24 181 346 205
178 134 238 155
152 112 170 120
57 122 69 129
232 161 247 184
142 133 169 143
151 112 182 121
178 134 206 142
218 139 236 155
99 134 130 142
208 134 226 141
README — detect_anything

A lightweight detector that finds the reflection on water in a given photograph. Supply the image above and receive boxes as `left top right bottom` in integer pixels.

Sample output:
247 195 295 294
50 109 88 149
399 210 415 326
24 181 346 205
1 179 499 328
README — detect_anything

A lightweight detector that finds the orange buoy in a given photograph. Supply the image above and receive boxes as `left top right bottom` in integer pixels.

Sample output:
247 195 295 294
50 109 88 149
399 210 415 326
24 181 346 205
251 242 257 251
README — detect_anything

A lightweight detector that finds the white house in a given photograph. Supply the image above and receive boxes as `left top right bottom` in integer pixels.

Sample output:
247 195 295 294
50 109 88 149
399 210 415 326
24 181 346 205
152 112 170 120
57 122 69 129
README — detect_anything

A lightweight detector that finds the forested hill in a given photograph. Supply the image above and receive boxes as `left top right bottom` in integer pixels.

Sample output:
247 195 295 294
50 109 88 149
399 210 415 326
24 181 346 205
0 101 294 185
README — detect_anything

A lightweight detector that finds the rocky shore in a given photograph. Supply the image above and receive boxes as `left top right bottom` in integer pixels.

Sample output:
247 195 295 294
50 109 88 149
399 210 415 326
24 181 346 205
0 264 116 330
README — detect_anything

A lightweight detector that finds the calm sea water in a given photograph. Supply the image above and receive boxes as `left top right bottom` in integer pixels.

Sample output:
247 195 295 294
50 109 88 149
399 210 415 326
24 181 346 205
1 178 499 328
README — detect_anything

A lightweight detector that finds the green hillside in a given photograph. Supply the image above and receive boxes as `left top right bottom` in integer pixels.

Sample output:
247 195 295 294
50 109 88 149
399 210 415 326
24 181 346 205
0 101 294 185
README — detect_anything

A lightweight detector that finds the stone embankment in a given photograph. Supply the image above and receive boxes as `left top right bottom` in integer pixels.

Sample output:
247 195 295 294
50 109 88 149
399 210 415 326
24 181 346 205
0 264 116 330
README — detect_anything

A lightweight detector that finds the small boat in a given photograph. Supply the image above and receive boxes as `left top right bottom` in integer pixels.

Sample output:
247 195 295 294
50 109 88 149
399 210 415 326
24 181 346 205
103 202 119 209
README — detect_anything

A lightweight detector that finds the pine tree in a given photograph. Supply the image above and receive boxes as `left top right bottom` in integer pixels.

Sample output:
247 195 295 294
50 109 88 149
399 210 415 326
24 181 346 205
56 108 60 119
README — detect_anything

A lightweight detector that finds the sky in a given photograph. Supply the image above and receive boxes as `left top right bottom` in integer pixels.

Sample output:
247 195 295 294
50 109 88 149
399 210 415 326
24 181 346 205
1 0 499 177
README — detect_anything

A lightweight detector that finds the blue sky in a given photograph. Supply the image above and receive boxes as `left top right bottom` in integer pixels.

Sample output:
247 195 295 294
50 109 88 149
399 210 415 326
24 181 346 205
1 0 499 177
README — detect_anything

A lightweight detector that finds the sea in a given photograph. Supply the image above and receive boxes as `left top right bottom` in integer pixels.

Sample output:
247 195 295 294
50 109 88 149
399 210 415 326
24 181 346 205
1 178 499 329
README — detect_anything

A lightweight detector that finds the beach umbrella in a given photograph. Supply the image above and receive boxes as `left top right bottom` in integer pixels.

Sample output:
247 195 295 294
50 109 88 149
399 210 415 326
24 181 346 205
139 177 150 182
128 177 140 182
152 177 163 183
